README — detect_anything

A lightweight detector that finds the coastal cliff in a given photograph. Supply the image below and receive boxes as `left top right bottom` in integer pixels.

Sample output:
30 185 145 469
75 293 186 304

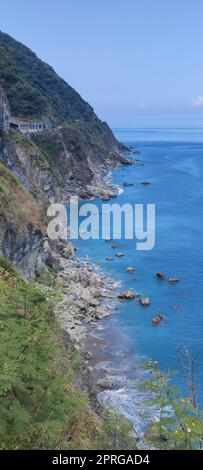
0 32 137 450
0 31 131 277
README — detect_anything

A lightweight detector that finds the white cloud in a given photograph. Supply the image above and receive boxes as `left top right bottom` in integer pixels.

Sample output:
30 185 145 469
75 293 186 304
192 96 203 107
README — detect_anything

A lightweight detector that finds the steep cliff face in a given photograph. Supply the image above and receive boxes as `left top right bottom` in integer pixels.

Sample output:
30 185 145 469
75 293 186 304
0 86 10 131
0 161 48 278
0 87 48 277
0 32 130 278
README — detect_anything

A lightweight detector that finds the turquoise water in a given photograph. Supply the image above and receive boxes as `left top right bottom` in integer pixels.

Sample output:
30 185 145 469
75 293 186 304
73 126 203 426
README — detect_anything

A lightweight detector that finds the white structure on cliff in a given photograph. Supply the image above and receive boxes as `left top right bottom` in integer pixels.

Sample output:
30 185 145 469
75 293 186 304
9 117 47 134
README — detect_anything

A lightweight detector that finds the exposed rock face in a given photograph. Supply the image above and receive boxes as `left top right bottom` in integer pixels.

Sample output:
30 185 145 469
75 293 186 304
2 225 47 280
0 87 10 133
0 121 131 205
1 131 60 204
0 159 48 279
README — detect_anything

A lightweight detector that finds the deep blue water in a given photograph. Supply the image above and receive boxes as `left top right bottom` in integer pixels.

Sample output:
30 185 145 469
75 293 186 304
73 126 203 427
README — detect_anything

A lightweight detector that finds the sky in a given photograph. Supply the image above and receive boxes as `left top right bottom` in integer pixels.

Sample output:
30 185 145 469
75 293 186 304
1 0 203 126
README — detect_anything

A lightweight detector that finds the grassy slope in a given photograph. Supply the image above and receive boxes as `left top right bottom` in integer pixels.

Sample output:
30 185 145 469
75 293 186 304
0 257 134 450
0 161 45 233
0 257 100 449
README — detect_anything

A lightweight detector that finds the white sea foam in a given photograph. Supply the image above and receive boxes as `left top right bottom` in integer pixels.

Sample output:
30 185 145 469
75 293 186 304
117 186 124 195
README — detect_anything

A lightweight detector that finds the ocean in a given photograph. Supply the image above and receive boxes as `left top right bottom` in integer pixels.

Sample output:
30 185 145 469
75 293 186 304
73 125 203 432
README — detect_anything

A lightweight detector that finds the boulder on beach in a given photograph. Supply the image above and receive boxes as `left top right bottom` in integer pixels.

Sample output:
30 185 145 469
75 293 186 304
139 297 151 306
95 307 110 319
115 252 124 257
174 304 181 310
89 298 100 307
118 289 140 300
126 267 135 273
139 410 149 419
151 314 165 325
152 416 160 423
97 378 114 389
156 272 165 279
83 351 93 361
168 277 180 283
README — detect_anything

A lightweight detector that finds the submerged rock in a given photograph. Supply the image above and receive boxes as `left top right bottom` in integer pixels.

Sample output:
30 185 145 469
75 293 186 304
141 180 151 185
156 272 165 279
123 181 134 187
151 314 165 325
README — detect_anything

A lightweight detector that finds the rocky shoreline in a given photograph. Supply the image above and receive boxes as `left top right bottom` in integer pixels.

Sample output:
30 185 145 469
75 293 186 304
55 254 119 345
52 152 138 344
52 247 149 443
50 243 122 418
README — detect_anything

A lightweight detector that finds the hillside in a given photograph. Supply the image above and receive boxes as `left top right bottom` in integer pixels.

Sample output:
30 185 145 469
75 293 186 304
0 31 96 122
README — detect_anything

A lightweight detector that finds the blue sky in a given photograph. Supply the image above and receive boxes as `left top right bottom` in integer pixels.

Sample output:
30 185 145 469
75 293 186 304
1 0 203 125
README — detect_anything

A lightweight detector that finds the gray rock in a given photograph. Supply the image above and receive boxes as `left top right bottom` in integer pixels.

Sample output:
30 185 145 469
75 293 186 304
83 351 93 361
139 297 151 306
118 290 139 300
0 87 10 131
97 378 113 389
123 181 134 187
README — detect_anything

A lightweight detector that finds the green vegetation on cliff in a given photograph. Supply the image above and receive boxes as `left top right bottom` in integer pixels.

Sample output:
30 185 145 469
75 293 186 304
0 160 47 275
0 161 45 231
0 258 96 449
0 257 135 450
0 31 97 122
